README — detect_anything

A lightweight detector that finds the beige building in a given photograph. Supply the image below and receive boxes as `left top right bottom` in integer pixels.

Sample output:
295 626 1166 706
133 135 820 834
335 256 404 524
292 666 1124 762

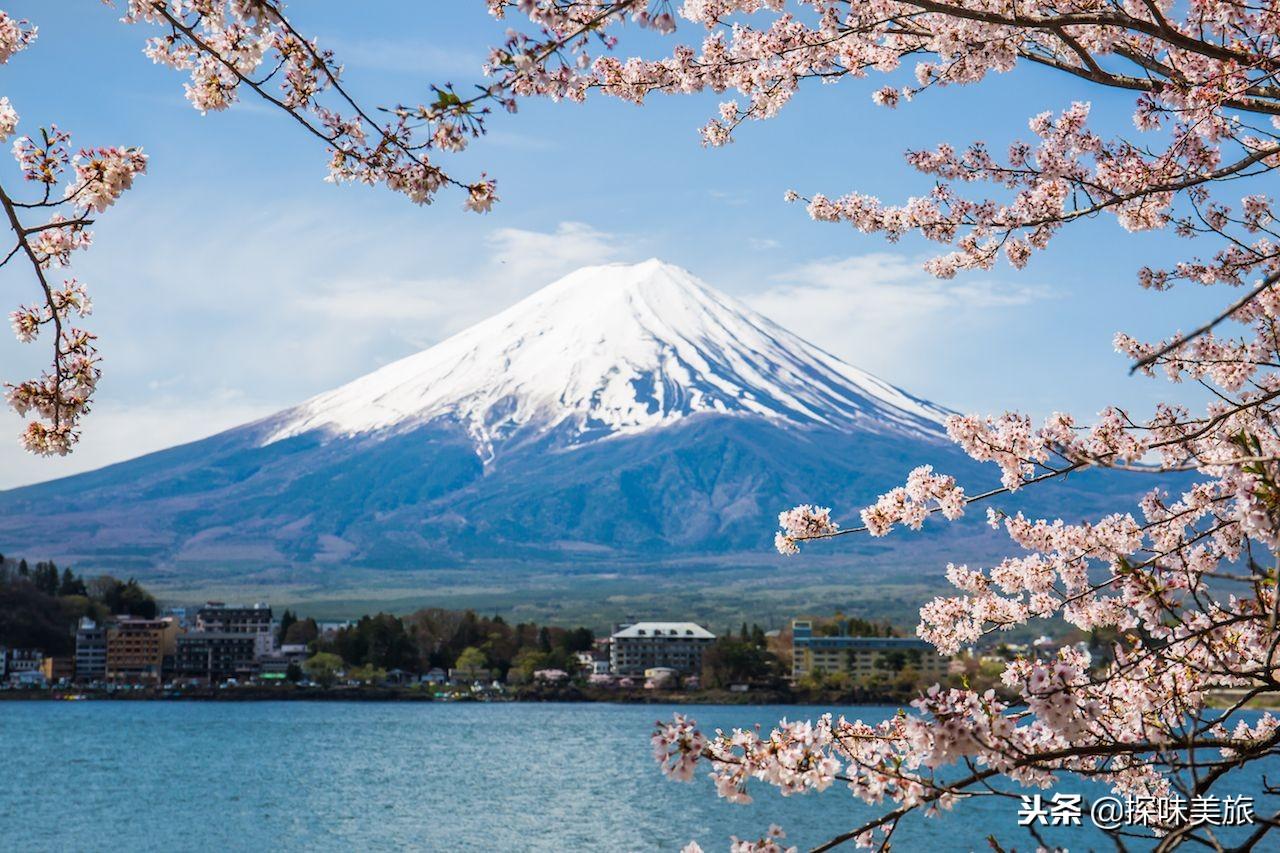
791 620 950 682
41 655 75 683
107 617 178 683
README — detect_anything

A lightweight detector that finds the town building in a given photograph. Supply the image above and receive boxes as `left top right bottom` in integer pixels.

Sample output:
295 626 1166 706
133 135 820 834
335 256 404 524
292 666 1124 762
278 643 310 663
41 655 75 683
790 620 951 682
256 655 292 679
75 618 108 682
107 617 178 683
643 666 680 689
532 668 568 683
195 602 275 658
383 669 415 686
162 607 190 629
10 669 47 688
609 622 715 676
449 666 493 684
4 648 44 683
175 632 258 682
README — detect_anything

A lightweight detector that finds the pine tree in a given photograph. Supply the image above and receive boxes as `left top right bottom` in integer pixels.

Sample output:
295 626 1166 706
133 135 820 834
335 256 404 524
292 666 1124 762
277 609 297 644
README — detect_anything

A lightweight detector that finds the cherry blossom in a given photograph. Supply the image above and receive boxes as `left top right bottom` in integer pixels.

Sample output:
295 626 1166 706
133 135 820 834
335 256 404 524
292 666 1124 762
121 2 495 207
464 2 1280 849
1 116 125 455
653 713 707 782
2 0 508 455
0 10 33 64
0 97 17 141
7 1 1280 844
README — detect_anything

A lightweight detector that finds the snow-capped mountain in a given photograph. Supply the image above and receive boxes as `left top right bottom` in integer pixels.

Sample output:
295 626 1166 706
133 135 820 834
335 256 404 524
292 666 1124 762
0 260 999 581
265 259 949 459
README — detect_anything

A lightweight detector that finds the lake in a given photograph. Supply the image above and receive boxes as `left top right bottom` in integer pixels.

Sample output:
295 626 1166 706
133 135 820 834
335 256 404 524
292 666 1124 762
0 701 1270 851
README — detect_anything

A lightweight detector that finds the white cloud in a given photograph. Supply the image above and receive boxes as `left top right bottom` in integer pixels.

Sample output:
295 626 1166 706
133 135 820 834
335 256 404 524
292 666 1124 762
0 211 633 489
299 221 627 340
744 253 1052 390
0 395 279 491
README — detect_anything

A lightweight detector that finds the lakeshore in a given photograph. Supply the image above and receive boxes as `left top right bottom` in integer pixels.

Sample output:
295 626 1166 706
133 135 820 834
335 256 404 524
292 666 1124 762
0 683 887 705
8 683 1278 709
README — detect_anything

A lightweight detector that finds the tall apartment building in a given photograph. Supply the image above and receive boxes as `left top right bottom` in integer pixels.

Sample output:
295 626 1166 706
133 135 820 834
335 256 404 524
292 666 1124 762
195 602 275 658
106 617 178 683
75 617 108 682
609 622 715 676
790 620 951 681
175 633 258 682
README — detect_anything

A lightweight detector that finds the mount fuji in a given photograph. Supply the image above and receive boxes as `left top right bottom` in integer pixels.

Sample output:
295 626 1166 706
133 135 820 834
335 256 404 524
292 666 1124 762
266 259 950 454
0 260 1111 589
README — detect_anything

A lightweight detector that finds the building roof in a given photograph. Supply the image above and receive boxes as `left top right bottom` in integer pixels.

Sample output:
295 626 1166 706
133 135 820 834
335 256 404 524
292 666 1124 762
177 632 258 642
611 622 715 640
112 617 176 630
796 635 934 651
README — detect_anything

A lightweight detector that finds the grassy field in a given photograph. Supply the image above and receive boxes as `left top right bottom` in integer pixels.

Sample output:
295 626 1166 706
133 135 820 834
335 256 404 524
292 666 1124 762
144 556 947 634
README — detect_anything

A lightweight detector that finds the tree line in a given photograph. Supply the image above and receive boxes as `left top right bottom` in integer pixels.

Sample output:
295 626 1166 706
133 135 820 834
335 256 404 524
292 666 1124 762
0 553 158 655
275 608 597 685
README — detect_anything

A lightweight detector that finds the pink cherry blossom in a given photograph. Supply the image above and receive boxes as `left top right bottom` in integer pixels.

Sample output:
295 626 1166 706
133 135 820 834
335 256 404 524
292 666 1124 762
510 2 1280 849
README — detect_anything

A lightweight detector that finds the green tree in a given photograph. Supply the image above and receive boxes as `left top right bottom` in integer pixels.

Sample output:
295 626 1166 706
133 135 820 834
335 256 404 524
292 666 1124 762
31 561 58 595
88 576 157 618
702 638 780 689
508 648 553 684
283 617 319 646
57 568 87 597
0 582 74 654
277 609 297 644
303 652 344 688
454 646 488 672
875 649 923 673
561 626 594 653
347 663 387 684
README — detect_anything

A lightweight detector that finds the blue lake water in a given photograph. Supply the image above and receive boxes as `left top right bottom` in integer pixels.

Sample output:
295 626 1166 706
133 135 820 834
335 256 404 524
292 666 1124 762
0 701 1271 851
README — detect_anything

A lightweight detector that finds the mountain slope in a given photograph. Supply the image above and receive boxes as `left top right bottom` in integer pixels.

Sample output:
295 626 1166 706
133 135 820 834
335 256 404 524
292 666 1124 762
0 260 1117 584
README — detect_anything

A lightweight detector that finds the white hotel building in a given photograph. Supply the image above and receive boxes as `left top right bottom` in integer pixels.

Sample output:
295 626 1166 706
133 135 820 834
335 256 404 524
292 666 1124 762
609 622 715 676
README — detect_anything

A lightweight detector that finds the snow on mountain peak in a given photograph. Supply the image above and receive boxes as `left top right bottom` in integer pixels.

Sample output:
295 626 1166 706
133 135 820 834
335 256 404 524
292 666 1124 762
263 259 950 458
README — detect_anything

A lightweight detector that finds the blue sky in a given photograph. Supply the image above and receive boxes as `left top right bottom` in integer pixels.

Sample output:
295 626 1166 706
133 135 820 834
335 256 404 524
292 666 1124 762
0 2 1224 488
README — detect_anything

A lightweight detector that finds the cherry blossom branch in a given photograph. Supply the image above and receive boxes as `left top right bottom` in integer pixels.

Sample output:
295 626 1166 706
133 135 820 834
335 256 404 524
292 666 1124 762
0 179 68 429
1130 270 1280 375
